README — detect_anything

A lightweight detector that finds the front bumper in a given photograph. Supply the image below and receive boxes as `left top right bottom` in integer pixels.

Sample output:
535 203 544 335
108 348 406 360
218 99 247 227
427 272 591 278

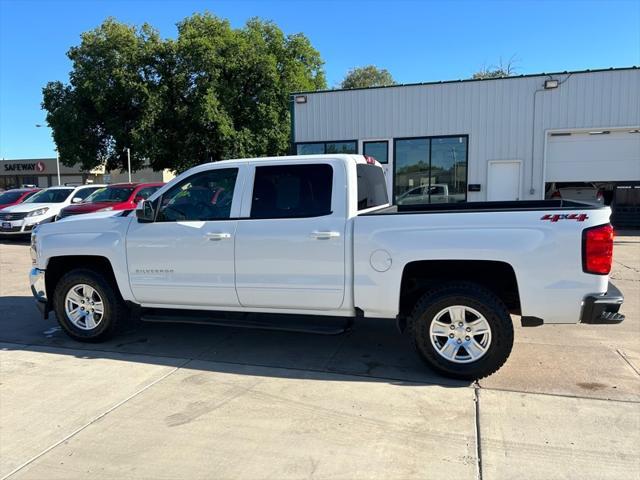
29 268 50 319
1 216 54 235
580 282 625 324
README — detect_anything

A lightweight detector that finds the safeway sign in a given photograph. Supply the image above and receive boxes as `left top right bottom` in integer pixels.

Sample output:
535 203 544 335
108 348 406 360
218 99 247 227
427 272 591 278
3 161 46 172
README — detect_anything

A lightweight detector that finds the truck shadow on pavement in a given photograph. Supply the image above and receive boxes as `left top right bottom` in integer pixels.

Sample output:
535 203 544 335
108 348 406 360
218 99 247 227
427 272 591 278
0 295 470 388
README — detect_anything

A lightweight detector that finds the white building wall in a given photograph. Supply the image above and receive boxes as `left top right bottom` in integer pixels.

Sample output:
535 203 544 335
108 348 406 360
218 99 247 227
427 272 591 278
293 68 640 201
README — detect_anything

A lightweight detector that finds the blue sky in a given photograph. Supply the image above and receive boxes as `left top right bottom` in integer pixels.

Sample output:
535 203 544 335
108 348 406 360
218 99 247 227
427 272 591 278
1 0 638 159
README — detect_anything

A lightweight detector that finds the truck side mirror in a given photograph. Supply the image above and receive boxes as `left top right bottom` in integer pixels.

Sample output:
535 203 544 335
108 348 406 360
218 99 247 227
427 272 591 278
136 199 157 223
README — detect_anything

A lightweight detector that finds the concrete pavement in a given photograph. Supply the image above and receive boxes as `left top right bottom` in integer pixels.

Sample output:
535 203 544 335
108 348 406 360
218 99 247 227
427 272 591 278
0 233 638 479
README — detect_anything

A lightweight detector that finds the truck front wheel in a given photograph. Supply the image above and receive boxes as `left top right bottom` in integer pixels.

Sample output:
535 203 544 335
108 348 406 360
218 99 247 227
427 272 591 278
409 282 514 380
53 268 128 342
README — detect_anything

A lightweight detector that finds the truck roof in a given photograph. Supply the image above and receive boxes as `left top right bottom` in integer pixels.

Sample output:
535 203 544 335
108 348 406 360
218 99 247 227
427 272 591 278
201 154 374 168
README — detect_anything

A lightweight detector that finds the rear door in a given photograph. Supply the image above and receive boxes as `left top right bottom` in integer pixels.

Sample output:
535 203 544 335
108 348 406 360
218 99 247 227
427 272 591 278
234 161 346 310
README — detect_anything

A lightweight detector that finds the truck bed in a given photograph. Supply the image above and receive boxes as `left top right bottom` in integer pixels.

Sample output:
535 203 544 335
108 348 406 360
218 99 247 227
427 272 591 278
361 199 600 216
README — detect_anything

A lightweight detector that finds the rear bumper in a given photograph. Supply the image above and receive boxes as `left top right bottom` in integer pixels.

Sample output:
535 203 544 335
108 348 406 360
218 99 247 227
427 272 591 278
580 282 625 324
29 268 50 319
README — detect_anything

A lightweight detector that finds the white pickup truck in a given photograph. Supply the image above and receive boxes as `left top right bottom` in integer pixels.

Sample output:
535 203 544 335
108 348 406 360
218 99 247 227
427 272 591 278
29 154 624 379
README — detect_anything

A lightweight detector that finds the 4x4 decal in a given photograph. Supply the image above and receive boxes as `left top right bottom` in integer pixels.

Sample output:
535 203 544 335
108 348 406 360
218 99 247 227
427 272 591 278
541 213 589 222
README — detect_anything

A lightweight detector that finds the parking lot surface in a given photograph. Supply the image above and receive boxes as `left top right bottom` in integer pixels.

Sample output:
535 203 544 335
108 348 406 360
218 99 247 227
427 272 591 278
1 233 639 479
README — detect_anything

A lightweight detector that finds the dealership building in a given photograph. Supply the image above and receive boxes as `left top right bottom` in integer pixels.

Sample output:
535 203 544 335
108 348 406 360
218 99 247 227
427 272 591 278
291 67 639 224
0 158 174 190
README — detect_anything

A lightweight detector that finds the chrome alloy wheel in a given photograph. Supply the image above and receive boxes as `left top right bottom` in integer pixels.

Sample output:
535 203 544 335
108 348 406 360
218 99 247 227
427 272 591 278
64 284 105 330
429 306 492 364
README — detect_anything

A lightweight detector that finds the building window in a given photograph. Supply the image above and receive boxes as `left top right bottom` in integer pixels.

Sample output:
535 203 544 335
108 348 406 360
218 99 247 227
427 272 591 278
297 143 325 155
394 135 468 205
363 141 389 164
296 140 357 155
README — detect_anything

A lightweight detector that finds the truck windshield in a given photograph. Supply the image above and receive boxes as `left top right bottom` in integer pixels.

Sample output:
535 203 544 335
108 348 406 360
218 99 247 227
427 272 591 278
357 164 388 210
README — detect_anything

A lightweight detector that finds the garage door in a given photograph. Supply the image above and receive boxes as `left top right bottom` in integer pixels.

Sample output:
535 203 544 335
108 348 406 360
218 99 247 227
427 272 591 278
546 129 640 182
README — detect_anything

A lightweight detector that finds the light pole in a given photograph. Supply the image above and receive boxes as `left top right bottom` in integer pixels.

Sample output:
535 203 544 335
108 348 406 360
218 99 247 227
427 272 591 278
126 147 132 182
35 124 61 185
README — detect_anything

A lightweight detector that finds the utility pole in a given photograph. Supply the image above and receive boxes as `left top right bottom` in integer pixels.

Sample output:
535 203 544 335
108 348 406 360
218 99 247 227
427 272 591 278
126 148 132 182
55 149 61 185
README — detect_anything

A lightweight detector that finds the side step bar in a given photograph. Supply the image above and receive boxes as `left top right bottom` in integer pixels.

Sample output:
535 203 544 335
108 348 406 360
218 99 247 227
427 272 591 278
140 308 355 335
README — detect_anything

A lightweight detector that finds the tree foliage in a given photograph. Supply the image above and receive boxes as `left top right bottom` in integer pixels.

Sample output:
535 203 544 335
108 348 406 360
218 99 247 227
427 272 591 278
340 65 396 89
42 14 326 172
472 56 519 80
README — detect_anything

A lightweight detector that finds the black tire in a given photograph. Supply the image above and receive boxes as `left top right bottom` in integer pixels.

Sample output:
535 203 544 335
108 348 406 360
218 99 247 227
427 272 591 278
53 268 129 342
408 282 514 380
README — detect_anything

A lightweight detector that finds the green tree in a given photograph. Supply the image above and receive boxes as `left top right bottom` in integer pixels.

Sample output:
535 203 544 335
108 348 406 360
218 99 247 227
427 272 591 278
340 65 396 89
146 14 326 171
42 19 162 172
42 14 326 173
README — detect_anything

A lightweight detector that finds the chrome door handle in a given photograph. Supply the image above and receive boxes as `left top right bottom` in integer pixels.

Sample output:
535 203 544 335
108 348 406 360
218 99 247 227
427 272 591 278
311 231 340 240
205 232 232 241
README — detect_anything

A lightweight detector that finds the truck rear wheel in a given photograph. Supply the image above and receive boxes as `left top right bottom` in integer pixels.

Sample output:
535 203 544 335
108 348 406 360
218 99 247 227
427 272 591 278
409 282 514 380
53 268 128 342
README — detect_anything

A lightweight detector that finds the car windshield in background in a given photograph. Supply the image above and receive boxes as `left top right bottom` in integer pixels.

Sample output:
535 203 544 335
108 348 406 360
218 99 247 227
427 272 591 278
24 189 73 203
85 187 135 203
0 191 24 203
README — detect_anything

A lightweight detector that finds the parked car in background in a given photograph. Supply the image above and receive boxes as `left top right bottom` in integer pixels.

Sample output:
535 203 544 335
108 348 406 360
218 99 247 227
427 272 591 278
57 183 164 220
0 188 40 210
546 182 605 205
0 184 103 235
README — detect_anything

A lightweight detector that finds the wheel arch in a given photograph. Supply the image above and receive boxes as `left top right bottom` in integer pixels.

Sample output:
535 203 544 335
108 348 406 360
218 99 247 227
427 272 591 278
45 256 121 302
398 260 521 331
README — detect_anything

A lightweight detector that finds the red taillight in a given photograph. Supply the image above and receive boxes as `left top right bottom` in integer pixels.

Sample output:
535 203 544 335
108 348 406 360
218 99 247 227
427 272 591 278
582 224 614 275
551 190 562 199
596 189 604 202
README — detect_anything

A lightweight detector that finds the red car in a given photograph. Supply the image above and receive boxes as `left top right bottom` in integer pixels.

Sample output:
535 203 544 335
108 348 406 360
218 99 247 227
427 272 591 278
57 183 164 219
0 188 40 210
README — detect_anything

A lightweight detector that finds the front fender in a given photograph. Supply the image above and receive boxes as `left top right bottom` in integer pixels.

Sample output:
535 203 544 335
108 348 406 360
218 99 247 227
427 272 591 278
34 216 135 302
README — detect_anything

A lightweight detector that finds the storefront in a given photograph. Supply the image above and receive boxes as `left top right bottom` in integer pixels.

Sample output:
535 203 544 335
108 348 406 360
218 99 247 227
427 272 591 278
0 158 174 190
291 67 639 207
0 158 97 190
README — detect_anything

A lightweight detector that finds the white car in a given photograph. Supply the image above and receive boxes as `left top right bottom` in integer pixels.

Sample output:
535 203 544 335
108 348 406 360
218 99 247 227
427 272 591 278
29 155 623 379
0 184 103 235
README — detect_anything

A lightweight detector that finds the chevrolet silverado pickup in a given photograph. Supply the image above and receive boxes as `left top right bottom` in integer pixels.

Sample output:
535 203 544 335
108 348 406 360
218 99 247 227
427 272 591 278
29 154 624 379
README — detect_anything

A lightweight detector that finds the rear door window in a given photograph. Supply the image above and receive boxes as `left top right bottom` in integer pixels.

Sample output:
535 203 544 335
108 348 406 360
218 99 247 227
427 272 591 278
356 164 388 210
250 164 333 219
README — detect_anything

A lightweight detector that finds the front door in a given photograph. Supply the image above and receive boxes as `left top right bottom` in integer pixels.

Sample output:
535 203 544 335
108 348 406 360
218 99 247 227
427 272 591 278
235 162 346 311
126 167 242 307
